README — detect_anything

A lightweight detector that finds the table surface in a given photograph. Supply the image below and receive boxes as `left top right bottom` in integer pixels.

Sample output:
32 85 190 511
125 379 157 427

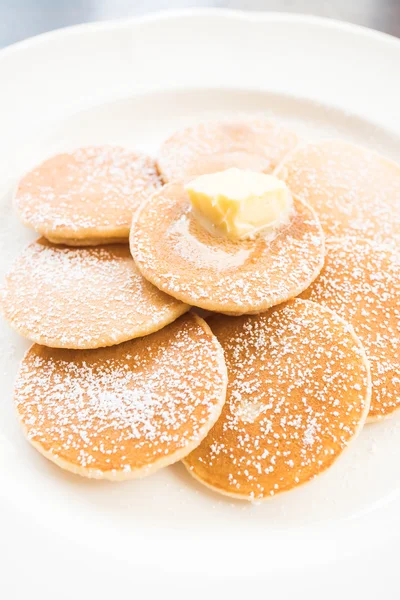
1 0 399 48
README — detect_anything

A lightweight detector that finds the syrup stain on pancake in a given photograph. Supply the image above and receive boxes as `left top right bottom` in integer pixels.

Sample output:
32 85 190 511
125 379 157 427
0 238 189 349
158 119 299 183
130 182 325 314
183 300 371 500
15 146 161 245
278 139 400 248
300 236 400 420
14 314 227 479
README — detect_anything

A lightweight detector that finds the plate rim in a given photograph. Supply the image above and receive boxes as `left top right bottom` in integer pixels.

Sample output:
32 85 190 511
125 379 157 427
1 7 400 592
1 8 400 59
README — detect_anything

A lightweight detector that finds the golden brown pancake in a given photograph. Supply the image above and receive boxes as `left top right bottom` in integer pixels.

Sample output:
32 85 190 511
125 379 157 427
130 182 325 314
14 146 161 245
14 313 227 480
0 238 189 349
300 236 400 421
183 300 371 501
277 139 400 248
158 119 299 183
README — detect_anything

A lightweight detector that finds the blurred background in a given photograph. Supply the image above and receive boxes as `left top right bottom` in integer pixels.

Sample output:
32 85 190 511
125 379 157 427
1 0 399 47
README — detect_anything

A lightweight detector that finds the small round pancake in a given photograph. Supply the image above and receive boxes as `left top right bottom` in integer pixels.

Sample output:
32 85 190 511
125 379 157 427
300 236 400 421
14 313 227 480
14 146 161 245
158 119 299 183
277 139 400 248
183 300 371 501
130 182 325 314
0 238 189 349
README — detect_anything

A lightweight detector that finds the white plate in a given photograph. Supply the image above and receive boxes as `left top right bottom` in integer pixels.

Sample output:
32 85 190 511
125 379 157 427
1 10 400 598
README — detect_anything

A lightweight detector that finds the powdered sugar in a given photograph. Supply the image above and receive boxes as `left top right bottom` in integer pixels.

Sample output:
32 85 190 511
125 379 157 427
130 183 324 313
184 300 370 499
279 140 400 250
15 145 161 239
0 239 187 349
15 314 227 476
300 236 400 419
157 119 299 182
169 213 252 269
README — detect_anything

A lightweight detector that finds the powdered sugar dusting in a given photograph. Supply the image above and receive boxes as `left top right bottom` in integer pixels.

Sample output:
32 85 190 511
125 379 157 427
0 239 187 349
158 119 299 183
131 183 324 313
14 314 226 476
168 214 252 269
184 300 370 500
300 236 400 419
15 145 161 238
279 140 400 250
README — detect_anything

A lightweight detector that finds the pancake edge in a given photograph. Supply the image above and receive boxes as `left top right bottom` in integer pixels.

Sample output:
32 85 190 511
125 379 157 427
14 313 228 481
0 240 191 349
130 194 326 314
182 300 372 501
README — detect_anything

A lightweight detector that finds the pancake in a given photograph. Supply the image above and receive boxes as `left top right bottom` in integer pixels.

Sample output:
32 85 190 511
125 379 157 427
158 119 299 183
300 236 400 421
14 313 227 480
130 182 325 314
0 238 189 349
14 146 161 245
183 299 371 501
277 139 400 248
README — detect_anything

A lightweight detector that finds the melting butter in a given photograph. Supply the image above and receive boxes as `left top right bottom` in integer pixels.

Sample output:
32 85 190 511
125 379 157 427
185 168 293 240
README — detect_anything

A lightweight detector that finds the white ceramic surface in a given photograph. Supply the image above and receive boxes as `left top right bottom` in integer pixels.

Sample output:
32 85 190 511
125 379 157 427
0 10 399 598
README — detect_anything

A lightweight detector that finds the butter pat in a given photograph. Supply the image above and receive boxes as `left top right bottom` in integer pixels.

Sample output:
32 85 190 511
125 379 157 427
185 168 293 240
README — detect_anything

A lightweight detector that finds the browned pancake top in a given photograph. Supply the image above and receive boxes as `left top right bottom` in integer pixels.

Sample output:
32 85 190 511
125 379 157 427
300 236 400 419
15 314 227 478
158 119 299 182
130 182 324 314
1 238 188 349
15 146 161 243
278 139 400 249
184 300 370 500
